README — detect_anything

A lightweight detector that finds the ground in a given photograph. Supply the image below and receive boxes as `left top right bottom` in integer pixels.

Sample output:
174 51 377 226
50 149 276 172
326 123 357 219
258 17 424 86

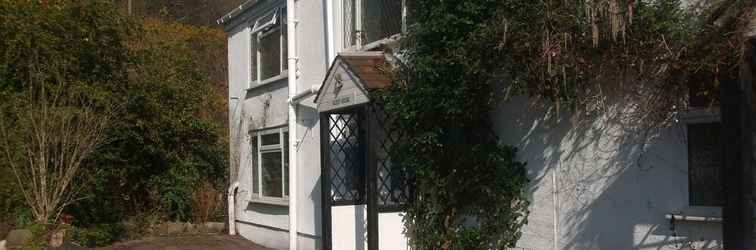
97 235 272 250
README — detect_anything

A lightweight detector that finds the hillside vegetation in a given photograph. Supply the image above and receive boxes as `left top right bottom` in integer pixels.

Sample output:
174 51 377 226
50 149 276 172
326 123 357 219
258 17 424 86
0 0 236 247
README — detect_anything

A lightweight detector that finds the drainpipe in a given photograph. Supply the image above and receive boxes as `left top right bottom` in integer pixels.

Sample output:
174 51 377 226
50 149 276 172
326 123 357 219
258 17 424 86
227 181 240 235
286 0 298 249
326 0 335 63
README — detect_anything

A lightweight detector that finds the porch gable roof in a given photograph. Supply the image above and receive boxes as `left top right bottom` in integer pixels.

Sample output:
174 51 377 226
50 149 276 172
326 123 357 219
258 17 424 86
314 52 394 112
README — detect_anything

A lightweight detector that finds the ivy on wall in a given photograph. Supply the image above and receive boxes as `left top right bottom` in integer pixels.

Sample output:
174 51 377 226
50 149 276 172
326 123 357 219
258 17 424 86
379 0 752 249
376 0 529 249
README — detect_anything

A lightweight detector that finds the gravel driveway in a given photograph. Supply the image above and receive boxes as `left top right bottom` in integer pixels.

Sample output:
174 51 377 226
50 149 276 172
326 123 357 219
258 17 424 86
98 235 273 250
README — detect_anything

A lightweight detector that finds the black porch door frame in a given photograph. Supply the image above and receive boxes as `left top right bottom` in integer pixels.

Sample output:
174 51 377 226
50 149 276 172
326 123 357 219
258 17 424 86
320 105 379 250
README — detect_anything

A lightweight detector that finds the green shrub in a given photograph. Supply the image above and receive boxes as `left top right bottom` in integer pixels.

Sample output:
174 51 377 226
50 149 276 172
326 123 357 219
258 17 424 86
0 0 227 227
69 224 124 248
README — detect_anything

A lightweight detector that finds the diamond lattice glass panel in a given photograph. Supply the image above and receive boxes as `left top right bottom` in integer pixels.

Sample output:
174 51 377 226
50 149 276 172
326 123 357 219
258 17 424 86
328 113 365 203
260 29 282 80
250 136 259 194
371 104 411 208
262 151 283 197
363 0 402 44
343 0 357 47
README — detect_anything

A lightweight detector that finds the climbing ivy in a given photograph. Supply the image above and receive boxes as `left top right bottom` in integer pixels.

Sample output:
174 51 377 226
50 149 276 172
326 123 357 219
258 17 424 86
375 0 529 249
378 0 752 249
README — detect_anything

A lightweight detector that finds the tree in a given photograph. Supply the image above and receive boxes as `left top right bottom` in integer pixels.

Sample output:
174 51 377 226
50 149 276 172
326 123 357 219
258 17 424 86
0 84 112 224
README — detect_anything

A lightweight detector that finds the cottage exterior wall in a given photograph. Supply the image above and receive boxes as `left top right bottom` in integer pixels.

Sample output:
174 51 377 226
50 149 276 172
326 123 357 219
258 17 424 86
224 0 725 249
493 96 722 249
226 0 327 248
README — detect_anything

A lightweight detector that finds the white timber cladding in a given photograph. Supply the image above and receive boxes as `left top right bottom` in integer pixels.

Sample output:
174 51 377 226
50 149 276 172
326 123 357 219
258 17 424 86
317 60 370 112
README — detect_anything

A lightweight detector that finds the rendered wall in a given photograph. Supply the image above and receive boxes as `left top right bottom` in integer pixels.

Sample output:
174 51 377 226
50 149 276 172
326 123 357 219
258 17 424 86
493 96 722 250
226 0 328 248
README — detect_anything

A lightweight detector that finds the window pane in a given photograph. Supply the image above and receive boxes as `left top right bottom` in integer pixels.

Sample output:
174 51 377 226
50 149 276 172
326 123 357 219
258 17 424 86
688 123 722 206
363 0 402 44
251 136 259 194
343 0 357 47
261 132 280 145
281 10 288 71
262 151 283 197
327 113 366 203
250 34 257 83
260 29 282 80
284 132 289 196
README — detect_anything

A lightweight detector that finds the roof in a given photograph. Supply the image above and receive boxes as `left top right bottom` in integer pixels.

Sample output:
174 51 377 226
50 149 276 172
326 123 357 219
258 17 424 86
216 0 260 25
340 52 394 90
314 52 395 103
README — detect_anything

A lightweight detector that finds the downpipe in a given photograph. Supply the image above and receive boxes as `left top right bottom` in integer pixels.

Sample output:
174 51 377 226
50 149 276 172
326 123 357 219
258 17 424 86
286 0 298 249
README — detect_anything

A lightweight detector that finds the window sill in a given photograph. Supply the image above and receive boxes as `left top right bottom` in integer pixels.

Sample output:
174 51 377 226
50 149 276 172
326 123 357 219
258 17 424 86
344 34 402 52
248 197 289 207
666 206 721 223
665 213 722 223
678 106 720 123
245 72 289 91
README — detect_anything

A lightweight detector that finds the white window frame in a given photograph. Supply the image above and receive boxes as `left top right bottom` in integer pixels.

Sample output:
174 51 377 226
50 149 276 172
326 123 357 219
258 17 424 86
342 0 407 51
248 7 288 89
248 126 289 206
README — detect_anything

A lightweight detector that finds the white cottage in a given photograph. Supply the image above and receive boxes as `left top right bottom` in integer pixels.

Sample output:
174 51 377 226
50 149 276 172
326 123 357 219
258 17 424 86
219 0 723 249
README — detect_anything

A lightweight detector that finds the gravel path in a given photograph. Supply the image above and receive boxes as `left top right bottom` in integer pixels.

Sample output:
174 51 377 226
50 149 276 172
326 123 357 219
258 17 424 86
97 235 273 250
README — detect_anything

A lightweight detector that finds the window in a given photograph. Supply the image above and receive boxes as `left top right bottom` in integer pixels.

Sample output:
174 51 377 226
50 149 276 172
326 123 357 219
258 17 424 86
687 122 723 206
327 113 366 204
249 127 289 203
250 7 288 87
343 0 406 49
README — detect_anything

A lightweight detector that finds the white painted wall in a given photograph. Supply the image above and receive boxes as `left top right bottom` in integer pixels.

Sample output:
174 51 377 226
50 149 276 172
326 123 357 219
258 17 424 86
225 0 328 248
227 1 723 249
379 212 409 250
332 205 368 250
493 96 722 250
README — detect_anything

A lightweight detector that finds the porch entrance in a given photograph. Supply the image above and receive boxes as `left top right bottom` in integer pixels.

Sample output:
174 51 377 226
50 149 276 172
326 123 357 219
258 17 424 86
316 52 411 250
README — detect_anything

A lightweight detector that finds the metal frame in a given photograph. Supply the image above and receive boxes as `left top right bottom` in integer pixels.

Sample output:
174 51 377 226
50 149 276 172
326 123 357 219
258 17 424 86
320 105 378 250
319 103 411 249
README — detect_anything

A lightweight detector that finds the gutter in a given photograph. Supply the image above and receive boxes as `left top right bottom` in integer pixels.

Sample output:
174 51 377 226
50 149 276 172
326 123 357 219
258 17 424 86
288 84 322 105
216 0 260 25
286 1 299 249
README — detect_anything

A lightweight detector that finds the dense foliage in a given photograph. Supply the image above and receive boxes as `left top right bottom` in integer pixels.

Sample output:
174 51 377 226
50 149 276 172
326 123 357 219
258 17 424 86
497 0 750 118
378 0 530 249
113 0 246 27
383 0 753 249
0 0 228 240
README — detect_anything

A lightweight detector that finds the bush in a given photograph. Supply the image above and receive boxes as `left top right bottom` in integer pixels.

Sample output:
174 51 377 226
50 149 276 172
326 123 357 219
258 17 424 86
69 224 123 248
0 0 228 233
191 181 221 223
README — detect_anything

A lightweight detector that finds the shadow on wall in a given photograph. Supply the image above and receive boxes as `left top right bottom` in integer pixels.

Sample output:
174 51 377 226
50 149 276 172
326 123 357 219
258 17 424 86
493 93 721 250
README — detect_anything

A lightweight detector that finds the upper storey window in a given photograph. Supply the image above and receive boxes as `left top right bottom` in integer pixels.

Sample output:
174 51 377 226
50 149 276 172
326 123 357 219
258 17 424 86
343 0 405 50
250 7 288 87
